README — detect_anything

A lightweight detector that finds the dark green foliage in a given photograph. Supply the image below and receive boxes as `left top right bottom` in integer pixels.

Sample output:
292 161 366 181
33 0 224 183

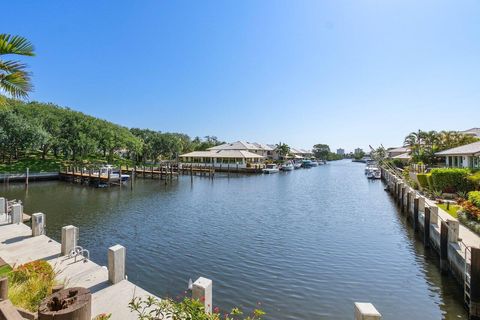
468 172 480 190
426 173 434 190
430 168 471 193
417 173 430 189
0 98 224 170
469 191 480 208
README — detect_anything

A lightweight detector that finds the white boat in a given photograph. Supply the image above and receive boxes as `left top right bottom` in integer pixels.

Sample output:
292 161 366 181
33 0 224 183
366 167 381 179
263 164 280 174
280 162 294 171
310 160 319 167
293 163 302 169
99 165 130 182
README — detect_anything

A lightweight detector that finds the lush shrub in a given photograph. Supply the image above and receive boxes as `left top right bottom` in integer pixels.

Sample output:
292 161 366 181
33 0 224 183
468 171 480 190
469 191 480 208
8 260 56 312
129 296 265 320
417 173 430 189
426 173 434 190
458 211 480 236
430 168 472 193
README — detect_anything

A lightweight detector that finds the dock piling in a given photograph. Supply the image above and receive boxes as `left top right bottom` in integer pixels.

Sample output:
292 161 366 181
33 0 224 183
413 197 419 232
61 225 77 256
440 221 449 273
108 244 126 284
447 220 460 242
31 213 45 237
192 277 213 314
11 204 22 224
424 206 431 248
0 198 5 215
354 302 381 320
470 247 480 319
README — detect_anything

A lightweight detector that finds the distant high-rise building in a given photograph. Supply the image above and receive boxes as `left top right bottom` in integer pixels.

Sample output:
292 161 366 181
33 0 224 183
354 148 364 155
336 148 345 156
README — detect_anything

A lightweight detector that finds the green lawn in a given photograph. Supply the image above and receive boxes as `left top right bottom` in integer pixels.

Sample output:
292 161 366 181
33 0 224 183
0 156 65 173
437 203 461 218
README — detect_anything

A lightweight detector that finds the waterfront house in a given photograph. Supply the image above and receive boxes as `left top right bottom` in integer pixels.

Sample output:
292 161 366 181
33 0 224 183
179 150 265 168
460 128 480 138
208 141 273 158
387 147 410 159
435 141 480 168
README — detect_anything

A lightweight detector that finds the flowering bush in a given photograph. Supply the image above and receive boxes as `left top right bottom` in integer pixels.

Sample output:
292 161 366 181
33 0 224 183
129 296 265 320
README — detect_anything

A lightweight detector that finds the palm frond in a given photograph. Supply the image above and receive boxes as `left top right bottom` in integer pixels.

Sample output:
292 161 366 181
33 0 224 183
0 71 32 98
0 59 27 73
0 34 35 56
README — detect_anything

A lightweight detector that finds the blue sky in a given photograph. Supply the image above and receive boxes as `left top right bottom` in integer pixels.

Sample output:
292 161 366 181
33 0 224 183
3 0 480 152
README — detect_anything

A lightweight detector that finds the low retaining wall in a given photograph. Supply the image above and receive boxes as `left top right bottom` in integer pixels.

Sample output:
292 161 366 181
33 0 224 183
0 172 59 183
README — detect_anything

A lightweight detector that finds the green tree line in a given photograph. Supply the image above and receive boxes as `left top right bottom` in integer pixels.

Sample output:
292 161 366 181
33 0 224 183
0 98 222 166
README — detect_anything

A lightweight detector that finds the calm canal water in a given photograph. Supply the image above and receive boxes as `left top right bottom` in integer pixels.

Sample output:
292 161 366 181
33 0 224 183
1 160 468 319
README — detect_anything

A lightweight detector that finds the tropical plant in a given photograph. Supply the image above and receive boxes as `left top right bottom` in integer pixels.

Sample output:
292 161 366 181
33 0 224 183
274 142 290 160
403 129 479 165
0 34 35 99
129 296 265 320
7 260 56 312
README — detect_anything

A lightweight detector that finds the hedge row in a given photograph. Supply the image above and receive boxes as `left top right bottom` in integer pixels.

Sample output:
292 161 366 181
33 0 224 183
430 168 472 193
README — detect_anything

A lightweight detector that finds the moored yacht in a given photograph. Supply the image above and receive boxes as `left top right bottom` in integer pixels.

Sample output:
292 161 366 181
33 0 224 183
263 164 280 174
99 165 130 182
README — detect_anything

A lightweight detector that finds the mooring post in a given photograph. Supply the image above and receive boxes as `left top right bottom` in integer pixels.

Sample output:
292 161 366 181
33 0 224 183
0 197 5 215
424 206 431 247
130 169 134 191
401 186 406 212
406 190 412 218
25 167 29 187
11 203 22 224
0 277 7 301
108 244 126 284
419 196 425 213
354 302 381 320
413 197 419 232
471 247 480 319
440 221 449 274
31 213 45 237
430 206 439 225
192 277 213 314
61 225 77 256
397 182 402 204
447 219 459 242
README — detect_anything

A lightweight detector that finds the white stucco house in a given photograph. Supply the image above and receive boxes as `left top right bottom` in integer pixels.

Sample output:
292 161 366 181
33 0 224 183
435 141 480 169
179 149 265 168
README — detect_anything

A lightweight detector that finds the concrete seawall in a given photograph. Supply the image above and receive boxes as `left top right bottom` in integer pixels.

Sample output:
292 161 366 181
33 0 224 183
382 167 480 318
0 172 59 183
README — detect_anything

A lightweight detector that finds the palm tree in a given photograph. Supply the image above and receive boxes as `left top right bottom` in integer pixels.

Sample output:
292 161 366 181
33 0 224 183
0 34 35 99
275 142 290 160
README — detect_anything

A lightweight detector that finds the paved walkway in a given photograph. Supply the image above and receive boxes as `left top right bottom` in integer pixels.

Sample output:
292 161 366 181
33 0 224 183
0 222 158 319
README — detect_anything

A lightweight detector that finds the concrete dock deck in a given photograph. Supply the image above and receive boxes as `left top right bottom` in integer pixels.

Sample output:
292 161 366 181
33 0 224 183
0 222 158 319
